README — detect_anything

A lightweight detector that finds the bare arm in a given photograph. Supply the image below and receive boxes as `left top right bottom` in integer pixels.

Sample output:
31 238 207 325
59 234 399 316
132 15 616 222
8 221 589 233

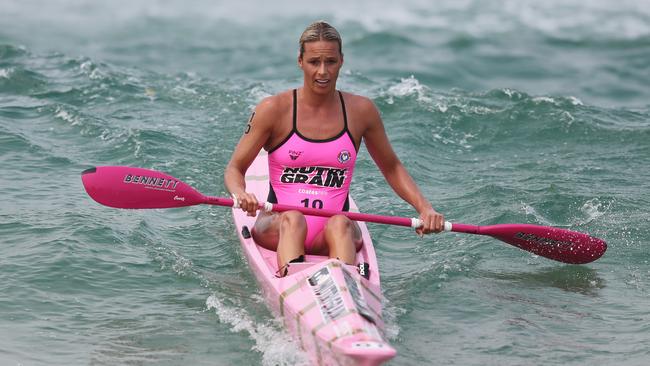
224 98 276 216
361 99 444 234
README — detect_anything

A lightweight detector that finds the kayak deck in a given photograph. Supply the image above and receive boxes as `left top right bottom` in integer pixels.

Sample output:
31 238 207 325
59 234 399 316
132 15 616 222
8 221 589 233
232 152 396 365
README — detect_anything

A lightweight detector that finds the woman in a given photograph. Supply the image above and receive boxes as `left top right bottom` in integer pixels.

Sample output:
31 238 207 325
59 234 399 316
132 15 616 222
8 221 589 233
225 21 444 276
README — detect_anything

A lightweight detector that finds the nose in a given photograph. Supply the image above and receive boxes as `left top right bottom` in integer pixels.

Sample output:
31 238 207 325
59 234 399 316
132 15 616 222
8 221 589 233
318 61 326 75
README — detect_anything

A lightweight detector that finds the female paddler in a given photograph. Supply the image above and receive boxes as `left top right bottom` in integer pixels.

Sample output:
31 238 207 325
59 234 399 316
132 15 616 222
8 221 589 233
225 21 444 276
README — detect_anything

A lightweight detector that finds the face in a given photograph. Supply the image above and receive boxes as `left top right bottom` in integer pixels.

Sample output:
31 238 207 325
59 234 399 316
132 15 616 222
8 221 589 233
298 40 343 94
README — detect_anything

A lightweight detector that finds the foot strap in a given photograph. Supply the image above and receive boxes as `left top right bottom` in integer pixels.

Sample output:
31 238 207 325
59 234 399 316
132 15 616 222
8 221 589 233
275 255 305 278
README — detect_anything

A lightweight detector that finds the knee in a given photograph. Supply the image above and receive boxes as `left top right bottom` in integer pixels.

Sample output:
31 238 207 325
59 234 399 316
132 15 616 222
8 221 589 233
280 210 307 231
326 215 353 234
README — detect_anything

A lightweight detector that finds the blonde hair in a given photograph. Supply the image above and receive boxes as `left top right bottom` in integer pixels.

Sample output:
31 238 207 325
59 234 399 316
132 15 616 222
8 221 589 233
299 21 343 58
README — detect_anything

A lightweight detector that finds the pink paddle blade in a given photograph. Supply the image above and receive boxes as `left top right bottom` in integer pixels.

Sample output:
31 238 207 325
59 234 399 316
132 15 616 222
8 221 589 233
465 224 607 264
81 166 208 209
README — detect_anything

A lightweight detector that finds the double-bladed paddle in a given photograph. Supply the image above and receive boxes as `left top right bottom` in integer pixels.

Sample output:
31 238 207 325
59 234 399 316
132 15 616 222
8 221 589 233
81 166 607 264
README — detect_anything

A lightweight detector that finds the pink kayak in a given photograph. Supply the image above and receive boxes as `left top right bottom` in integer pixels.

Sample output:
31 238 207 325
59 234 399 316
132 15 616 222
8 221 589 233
232 152 396 365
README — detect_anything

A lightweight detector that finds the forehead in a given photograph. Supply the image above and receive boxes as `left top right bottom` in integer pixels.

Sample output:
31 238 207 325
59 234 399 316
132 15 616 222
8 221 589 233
302 40 341 57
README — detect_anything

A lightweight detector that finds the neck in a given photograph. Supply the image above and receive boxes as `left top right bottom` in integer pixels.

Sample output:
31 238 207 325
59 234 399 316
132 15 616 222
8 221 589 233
299 85 338 108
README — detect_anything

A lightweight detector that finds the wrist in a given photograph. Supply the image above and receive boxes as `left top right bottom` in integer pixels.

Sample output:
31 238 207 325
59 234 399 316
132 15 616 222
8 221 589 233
415 201 434 214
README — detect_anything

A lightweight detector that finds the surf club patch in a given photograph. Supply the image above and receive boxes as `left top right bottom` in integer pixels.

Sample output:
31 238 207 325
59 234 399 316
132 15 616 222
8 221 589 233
338 150 351 164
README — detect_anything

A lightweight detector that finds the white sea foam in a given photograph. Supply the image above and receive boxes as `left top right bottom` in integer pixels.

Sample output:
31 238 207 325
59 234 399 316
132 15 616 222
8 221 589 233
4 0 649 43
502 88 520 99
385 75 432 105
249 85 273 104
80 60 104 80
205 294 310 366
0 68 12 79
568 96 584 106
507 0 650 40
55 106 81 126
381 297 404 341
532 96 556 105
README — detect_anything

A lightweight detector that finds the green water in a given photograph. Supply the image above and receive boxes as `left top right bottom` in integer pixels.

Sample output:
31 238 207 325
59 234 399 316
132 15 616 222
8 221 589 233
1 1 649 365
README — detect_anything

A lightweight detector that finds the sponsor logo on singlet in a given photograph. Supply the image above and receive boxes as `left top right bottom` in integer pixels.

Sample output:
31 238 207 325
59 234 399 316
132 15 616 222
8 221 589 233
288 150 303 161
338 150 351 164
280 166 347 188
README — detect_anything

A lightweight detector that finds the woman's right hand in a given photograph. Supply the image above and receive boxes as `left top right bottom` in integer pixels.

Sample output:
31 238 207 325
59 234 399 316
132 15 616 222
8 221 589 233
233 191 259 217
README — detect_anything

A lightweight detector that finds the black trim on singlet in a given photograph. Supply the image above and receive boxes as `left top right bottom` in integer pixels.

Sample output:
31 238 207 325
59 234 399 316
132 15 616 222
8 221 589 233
267 183 277 204
293 89 347 144
267 89 358 153
338 91 359 152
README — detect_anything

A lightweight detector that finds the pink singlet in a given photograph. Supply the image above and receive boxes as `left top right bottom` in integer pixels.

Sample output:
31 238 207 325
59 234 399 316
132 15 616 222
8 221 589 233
267 89 358 249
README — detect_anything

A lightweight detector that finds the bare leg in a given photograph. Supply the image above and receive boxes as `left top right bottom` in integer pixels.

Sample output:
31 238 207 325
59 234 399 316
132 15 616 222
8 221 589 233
252 210 307 273
312 215 362 264
276 211 307 269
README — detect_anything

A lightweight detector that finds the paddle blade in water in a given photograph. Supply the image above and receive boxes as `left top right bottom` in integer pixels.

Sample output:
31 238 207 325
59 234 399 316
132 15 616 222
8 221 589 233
81 166 207 209
478 224 607 264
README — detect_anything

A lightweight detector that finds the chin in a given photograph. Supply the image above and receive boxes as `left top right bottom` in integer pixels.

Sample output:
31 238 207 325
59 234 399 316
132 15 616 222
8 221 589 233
311 83 335 93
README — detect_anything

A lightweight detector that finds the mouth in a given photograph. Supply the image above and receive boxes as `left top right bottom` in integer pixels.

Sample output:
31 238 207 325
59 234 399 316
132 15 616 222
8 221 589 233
315 79 329 87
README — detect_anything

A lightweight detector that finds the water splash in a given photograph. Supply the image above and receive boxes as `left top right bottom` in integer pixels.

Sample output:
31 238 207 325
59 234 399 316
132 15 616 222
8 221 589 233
575 198 610 225
385 75 433 105
205 295 310 366
521 202 557 226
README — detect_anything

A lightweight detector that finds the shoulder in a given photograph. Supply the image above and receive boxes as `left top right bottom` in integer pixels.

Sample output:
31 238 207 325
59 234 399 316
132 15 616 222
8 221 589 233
248 90 293 130
340 92 378 114
255 90 292 115
250 90 294 150
340 91 382 135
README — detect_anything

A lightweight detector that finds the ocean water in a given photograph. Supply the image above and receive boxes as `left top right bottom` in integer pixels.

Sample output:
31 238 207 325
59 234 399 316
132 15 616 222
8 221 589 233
1 0 649 365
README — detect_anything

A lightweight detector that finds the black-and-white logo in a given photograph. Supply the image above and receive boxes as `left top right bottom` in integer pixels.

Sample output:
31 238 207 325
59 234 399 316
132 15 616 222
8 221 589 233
338 150 351 164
